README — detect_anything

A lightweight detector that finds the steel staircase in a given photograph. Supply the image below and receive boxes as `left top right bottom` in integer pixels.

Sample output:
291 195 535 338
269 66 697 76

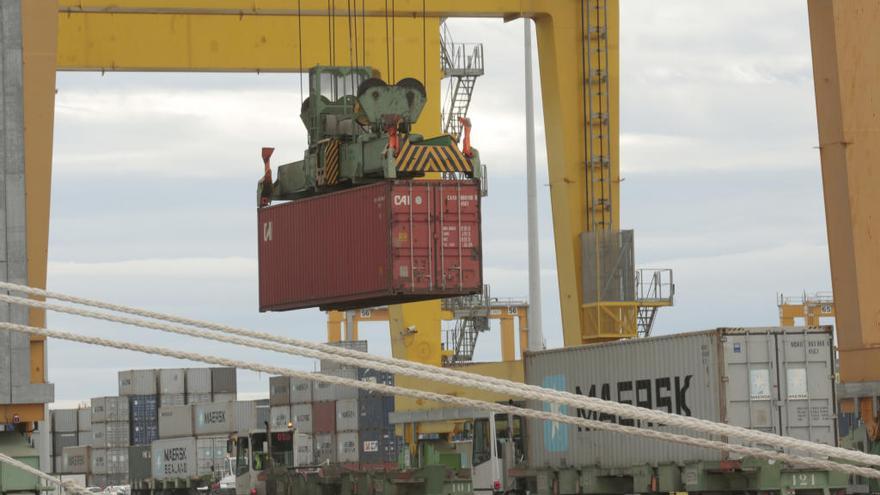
440 23 485 137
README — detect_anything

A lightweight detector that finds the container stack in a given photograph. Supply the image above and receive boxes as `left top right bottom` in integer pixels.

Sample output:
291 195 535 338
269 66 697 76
51 409 78 474
332 368 397 469
268 375 315 465
186 368 213 404
158 369 186 407
91 396 131 486
212 368 238 403
77 407 92 448
119 369 160 448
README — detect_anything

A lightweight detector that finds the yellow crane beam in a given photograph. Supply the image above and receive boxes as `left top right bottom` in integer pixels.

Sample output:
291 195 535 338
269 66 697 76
808 0 880 383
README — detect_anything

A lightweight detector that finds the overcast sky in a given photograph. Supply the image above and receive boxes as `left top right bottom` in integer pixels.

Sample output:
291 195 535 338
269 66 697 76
46 1 831 406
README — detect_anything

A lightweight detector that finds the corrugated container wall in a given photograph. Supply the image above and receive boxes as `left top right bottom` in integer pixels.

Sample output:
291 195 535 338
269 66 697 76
77 408 91 432
291 404 313 434
159 369 185 395
160 394 186 407
270 405 291 431
314 433 336 464
77 431 93 447
258 180 483 312
336 432 359 464
269 376 291 406
523 327 837 469
159 405 193 439
196 436 228 477
127 446 151 483
186 368 212 394
312 402 336 433
187 393 212 405
211 368 237 394
106 448 128 475
103 422 130 448
118 370 158 396
61 447 90 475
213 393 236 403
91 398 107 423
293 433 313 467
52 410 78 433
320 341 368 372
290 377 313 404
234 400 259 433
91 449 107 475
193 402 235 436
151 437 198 481
103 397 129 422
53 432 78 453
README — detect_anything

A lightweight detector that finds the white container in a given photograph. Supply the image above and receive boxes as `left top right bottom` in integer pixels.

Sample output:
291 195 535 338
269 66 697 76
151 437 198 481
186 393 212 405
186 368 212 394
53 456 62 475
233 400 258 434
91 423 106 448
61 446 90 475
293 433 313 467
160 394 186 407
213 393 236 403
52 409 78 433
335 399 358 432
119 369 158 396
107 447 129 474
77 431 93 448
159 369 186 395
193 402 235 436
91 448 107 475
269 405 291 431
524 327 837 469
196 436 228 477
159 405 193 439
314 433 336 465
290 377 314 404
291 404 313 434
105 396 129 422
77 408 91 432
90 397 107 424
336 432 359 463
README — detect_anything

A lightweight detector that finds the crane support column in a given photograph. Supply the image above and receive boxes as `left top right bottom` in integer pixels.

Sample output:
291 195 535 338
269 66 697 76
808 0 880 382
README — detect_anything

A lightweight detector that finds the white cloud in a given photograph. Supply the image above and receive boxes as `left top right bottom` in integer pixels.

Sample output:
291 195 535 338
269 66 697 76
49 257 255 279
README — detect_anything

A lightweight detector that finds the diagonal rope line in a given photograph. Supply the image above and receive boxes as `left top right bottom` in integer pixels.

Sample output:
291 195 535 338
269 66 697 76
0 320 876 479
0 282 876 468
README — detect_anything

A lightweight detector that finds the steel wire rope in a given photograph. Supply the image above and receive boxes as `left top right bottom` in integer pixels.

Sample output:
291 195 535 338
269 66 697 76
385 0 391 78
297 0 304 105
422 0 427 94
1 283 878 468
0 319 877 480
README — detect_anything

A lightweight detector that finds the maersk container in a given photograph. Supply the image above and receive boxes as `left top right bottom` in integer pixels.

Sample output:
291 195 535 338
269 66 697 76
291 404 313 434
52 409 78 433
270 405 291 431
119 369 158 396
61 446 90 475
290 377 314 404
314 433 336 464
293 433 314 467
151 437 198 481
524 327 837 469
159 369 186 395
258 180 483 312
77 408 91 432
269 376 291 406
196 436 227 477
159 405 193 439
211 368 237 394
186 393 212 405
193 402 235 436
186 368 212 394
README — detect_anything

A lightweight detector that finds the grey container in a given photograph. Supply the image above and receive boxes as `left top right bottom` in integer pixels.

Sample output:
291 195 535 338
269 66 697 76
119 369 158 396
293 433 314 467
336 432 359 463
91 448 107 475
524 327 837 469
105 422 130 448
314 433 336 464
77 408 91 432
53 432 78 453
335 399 359 432
186 393 213 405
269 376 291 406
291 404 313 434
61 446 90 474
92 423 106 448
213 393 236 403
160 394 186 407
196 436 228 477
211 368 237 394
290 377 314 404
151 437 198 481
54 456 62 475
159 405 193 439
106 448 129 474
77 431 93 448
320 341 368 372
256 401 270 428
193 402 235 436
128 446 151 483
269 405 291 431
186 368 212 394
234 400 258 433
159 369 186 395
91 397 107 424
105 397 130 422
52 410 78 433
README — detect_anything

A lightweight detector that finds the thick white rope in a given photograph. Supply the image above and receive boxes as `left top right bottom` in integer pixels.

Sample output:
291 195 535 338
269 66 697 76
0 285 875 468
0 452 90 495
0 319 876 480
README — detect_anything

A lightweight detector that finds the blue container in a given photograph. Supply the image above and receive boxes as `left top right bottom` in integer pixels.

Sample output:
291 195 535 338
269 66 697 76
129 395 159 422
359 427 400 467
130 421 159 446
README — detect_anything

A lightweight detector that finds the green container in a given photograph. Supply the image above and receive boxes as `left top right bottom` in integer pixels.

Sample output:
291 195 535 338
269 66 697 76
0 433 41 494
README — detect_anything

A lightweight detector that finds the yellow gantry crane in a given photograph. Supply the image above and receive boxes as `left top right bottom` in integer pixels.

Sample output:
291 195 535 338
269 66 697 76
777 292 836 327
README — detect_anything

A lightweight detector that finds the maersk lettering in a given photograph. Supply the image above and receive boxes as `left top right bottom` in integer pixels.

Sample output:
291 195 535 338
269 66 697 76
203 411 226 424
573 375 693 431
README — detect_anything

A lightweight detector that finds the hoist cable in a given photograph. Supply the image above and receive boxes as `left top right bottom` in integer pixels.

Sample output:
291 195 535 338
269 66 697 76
422 0 427 92
385 0 391 78
297 0 304 105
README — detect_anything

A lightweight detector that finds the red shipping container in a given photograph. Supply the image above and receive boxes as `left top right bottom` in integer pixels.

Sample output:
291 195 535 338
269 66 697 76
312 401 337 433
258 180 483 311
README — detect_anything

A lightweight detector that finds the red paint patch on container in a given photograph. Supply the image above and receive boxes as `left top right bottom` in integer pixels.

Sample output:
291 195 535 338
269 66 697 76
258 180 483 311
312 401 337 433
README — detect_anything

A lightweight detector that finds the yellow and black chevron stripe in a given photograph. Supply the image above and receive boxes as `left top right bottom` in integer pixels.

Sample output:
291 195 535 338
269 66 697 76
396 140 472 174
322 139 340 185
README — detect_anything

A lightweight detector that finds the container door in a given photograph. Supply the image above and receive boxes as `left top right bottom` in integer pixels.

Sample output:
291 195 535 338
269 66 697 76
722 332 782 453
432 181 482 291
776 331 836 449
390 182 434 291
